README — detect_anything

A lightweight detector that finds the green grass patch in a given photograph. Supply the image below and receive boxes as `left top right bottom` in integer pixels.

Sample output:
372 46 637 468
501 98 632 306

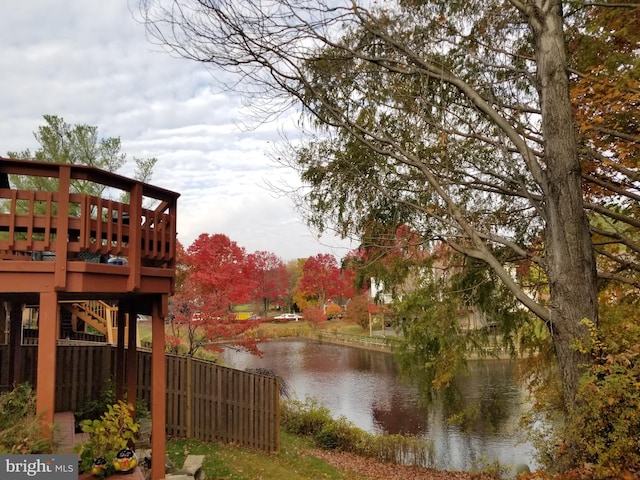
166 431 366 480
256 322 314 339
137 323 152 344
233 304 255 313
331 324 366 335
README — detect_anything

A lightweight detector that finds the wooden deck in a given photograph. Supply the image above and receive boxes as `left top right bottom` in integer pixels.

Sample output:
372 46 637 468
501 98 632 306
0 157 179 305
0 157 178 480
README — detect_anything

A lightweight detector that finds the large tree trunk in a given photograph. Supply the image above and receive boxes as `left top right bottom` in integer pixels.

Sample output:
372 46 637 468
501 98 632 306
530 0 599 409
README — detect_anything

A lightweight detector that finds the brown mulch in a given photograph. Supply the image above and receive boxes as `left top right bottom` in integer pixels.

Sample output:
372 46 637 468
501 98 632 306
305 449 502 480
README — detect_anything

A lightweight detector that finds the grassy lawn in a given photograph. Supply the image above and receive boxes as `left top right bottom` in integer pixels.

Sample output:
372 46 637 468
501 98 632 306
166 431 366 480
137 318 376 345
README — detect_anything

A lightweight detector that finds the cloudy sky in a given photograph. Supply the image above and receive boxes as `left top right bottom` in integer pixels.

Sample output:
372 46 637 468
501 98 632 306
0 1 354 261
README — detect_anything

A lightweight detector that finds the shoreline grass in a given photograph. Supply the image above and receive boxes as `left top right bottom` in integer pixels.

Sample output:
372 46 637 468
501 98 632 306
166 431 367 480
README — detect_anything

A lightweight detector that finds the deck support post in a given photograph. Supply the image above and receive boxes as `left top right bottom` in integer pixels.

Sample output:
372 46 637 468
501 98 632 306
116 306 127 402
151 294 167 480
125 301 138 417
8 302 22 385
36 291 58 436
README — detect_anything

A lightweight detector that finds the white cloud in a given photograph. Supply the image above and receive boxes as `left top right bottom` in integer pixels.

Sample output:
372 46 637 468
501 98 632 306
0 0 354 261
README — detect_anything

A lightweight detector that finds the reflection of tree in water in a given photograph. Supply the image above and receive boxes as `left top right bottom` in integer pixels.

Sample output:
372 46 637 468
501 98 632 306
348 347 398 374
371 388 426 435
444 360 522 435
370 356 523 438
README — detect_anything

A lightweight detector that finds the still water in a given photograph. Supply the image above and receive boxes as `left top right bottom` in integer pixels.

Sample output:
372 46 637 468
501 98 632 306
223 339 537 471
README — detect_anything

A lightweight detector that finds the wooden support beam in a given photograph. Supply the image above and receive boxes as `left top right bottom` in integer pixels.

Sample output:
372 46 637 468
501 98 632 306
116 306 126 402
8 302 22 385
151 295 166 480
127 183 142 292
36 291 58 436
126 301 138 418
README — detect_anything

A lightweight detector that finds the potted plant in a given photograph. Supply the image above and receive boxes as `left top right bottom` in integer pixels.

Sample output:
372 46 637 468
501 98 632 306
76 400 140 478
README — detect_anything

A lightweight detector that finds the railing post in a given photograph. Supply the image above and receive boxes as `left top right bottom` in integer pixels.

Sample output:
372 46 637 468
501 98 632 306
168 200 178 276
26 190 34 250
7 190 17 249
54 165 71 290
127 183 142 292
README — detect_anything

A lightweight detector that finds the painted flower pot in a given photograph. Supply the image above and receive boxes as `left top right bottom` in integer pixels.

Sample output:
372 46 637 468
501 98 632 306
113 448 138 474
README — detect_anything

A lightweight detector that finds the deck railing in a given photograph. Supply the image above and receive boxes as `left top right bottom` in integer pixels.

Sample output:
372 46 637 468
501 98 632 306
0 158 178 266
0 158 179 291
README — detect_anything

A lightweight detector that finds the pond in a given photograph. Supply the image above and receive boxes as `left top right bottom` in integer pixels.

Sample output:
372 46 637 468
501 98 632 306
223 339 537 471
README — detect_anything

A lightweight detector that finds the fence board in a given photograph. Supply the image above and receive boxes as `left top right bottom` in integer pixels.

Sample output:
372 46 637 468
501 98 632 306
0 344 280 452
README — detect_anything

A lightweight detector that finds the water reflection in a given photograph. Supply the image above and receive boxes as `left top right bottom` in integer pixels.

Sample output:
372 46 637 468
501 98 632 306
223 339 536 470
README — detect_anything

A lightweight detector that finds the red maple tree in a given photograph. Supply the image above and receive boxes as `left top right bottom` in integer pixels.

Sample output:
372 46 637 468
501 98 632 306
167 234 263 357
299 253 356 306
186 233 255 307
247 250 289 317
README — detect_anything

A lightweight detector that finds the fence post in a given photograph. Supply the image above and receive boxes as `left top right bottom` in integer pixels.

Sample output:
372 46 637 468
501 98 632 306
104 345 113 381
275 376 281 452
186 356 192 438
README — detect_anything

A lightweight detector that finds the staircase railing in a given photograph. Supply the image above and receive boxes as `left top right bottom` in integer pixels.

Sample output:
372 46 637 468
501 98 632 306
61 300 138 346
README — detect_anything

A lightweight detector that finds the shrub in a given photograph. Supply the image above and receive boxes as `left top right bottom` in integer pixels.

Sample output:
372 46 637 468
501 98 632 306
303 306 326 324
76 400 140 477
325 303 343 320
75 379 117 424
75 377 149 425
344 294 371 329
315 417 363 451
0 383 36 431
280 398 333 436
552 319 640 477
356 432 434 466
0 383 55 454
281 397 434 467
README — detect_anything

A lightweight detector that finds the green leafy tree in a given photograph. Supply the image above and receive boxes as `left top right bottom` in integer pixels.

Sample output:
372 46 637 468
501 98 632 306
6 115 157 207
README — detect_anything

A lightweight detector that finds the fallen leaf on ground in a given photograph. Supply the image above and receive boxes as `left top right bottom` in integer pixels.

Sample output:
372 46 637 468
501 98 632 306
305 449 500 480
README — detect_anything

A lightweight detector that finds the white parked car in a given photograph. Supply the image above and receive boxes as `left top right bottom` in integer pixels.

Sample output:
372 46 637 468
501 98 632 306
273 313 303 322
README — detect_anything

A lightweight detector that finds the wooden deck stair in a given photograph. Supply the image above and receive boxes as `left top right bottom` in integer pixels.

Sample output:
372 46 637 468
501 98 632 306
61 300 140 347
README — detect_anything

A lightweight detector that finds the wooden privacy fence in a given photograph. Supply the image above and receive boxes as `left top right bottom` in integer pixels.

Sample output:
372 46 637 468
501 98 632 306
0 344 280 452
138 354 280 452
